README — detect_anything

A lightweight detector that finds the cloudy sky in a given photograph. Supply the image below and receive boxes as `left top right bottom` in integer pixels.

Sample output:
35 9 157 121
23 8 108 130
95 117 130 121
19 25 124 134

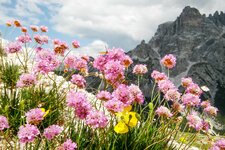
0 0 225 57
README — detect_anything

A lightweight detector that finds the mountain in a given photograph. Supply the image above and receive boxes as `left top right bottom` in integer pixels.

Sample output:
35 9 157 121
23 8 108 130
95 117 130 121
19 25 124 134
128 6 225 115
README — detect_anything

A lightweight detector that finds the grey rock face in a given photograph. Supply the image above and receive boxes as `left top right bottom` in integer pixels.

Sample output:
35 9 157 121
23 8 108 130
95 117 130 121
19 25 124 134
127 6 225 114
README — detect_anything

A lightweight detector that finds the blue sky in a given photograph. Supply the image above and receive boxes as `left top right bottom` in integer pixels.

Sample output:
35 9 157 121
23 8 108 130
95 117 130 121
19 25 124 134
0 0 225 57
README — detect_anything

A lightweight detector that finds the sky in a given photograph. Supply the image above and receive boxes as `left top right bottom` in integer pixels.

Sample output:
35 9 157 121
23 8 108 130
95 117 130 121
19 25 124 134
0 0 225 57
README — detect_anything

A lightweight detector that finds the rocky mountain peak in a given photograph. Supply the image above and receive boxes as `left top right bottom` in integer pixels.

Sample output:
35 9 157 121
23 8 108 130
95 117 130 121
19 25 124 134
180 6 202 19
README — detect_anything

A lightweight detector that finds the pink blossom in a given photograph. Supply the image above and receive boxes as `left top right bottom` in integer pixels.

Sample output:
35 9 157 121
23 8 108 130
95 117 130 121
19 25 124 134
5 41 22 53
64 55 76 69
86 110 108 128
214 138 225 149
202 120 210 132
104 99 124 113
133 64 148 75
71 74 86 89
93 55 107 71
74 58 88 72
0 116 9 131
186 83 203 96
72 40 80 48
204 106 218 116
57 139 77 150
172 102 184 112
30 25 39 32
17 124 40 143
151 70 168 82
97 91 111 101
40 26 48 32
104 60 125 86
21 27 28 33
122 55 133 67
201 101 211 108
6 20 12 27
14 20 22 27
112 84 133 106
17 34 31 43
160 54 176 69
186 112 203 131
25 108 45 124
43 125 63 140
80 54 90 62
157 79 176 94
17 73 37 88
155 106 173 118
128 84 144 104
181 93 200 107
107 48 125 62
34 35 49 45
53 40 68 56
164 89 181 101
181 77 193 88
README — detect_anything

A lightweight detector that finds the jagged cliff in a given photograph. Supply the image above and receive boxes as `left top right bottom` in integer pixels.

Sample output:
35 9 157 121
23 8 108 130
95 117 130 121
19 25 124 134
128 6 225 114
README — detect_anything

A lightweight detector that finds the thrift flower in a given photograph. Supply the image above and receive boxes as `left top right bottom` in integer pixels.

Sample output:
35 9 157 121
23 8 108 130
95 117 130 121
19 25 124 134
5 41 22 53
25 108 46 124
0 116 9 131
72 40 80 48
128 84 144 104
17 124 40 143
186 83 203 96
204 106 218 116
40 26 48 32
160 54 176 69
6 21 12 27
186 112 203 131
133 64 148 75
164 89 181 101
14 20 22 27
157 79 176 94
151 70 168 82
57 139 77 150
43 125 63 140
21 27 27 33
104 99 124 113
70 74 86 89
181 77 193 88
155 106 173 118
181 93 200 107
17 34 32 43
17 73 37 88
30 25 39 32
201 100 211 108
97 91 111 101
86 110 108 128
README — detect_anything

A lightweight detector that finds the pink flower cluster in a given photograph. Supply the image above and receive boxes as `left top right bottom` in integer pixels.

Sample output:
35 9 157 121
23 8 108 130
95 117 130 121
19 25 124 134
5 41 22 53
93 48 132 86
104 99 124 113
34 34 49 45
157 79 176 94
156 106 173 118
17 73 37 88
64 55 88 72
35 49 60 74
160 54 176 69
57 139 77 150
66 91 92 119
53 39 69 56
86 110 108 128
210 138 225 150
43 125 63 140
151 70 168 82
186 112 203 131
71 74 86 89
17 34 32 43
25 108 45 124
17 124 40 143
0 115 9 131
72 40 80 48
97 91 112 101
133 64 148 75
181 93 201 107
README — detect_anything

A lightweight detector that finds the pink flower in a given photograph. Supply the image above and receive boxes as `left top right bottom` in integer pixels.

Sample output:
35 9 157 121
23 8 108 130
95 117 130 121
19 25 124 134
157 79 176 94
122 55 133 67
17 124 40 143
112 84 133 107
30 25 39 32
181 93 200 107
5 41 22 53
201 101 211 108
40 26 48 32
0 116 9 131
14 20 22 27
17 73 37 88
97 91 111 101
25 108 45 124
133 64 148 75
155 106 173 118
202 120 210 132
181 77 193 88
43 125 63 140
215 138 225 149
151 70 168 82
66 91 92 119
172 102 184 112
164 89 181 101
17 34 31 43
128 84 144 104
21 27 27 33
204 106 218 116
107 48 125 62
64 55 76 69
57 139 77 150
160 54 176 69
72 40 80 48
186 112 203 131
104 60 125 86
53 40 68 56
71 74 86 89
34 35 49 45
93 55 107 71
104 99 124 113
186 83 202 96
74 58 88 72
6 20 12 27
86 110 108 128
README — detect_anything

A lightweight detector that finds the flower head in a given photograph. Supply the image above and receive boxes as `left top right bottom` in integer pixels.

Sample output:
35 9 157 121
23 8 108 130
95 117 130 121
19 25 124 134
0 116 9 131
25 108 46 124
40 26 48 32
57 139 77 150
17 34 32 43
164 89 181 101
133 64 148 75
71 74 86 89
5 41 22 53
17 73 37 88
43 125 63 140
97 91 111 101
186 112 203 131
86 110 108 128
181 93 200 107
204 106 218 116
161 54 176 69
151 70 168 82
186 83 202 96
72 40 80 48
30 25 39 32
17 124 40 143
155 106 173 118
104 99 124 113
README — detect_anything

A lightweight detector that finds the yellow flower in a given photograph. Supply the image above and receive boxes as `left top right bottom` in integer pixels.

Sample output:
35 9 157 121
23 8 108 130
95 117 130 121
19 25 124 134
114 121 129 134
40 108 50 118
114 105 139 134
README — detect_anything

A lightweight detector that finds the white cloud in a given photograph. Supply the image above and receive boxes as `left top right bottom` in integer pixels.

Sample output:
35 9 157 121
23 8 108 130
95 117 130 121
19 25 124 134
71 40 108 58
